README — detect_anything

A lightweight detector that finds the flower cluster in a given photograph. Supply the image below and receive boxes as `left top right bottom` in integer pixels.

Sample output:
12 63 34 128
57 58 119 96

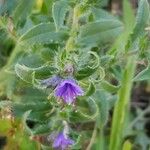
41 64 84 149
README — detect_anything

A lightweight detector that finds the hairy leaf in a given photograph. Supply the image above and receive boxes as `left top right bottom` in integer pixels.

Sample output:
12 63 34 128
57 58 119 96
15 63 58 83
134 66 150 81
78 19 123 46
131 0 149 41
19 23 68 46
52 0 70 30
13 0 35 25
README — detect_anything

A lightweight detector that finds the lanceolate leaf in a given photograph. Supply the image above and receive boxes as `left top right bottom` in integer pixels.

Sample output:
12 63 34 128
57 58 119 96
92 8 116 20
22 110 32 134
100 80 120 93
13 0 35 25
86 81 96 96
94 90 109 127
131 0 149 41
77 19 123 46
75 67 97 80
32 123 52 135
134 66 150 81
52 0 70 30
69 98 99 123
123 0 135 32
19 23 69 46
13 102 52 113
27 111 50 123
75 51 100 80
15 63 58 83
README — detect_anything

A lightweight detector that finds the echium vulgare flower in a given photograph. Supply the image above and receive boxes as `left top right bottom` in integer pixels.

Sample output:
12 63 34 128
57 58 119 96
55 79 84 104
53 132 74 150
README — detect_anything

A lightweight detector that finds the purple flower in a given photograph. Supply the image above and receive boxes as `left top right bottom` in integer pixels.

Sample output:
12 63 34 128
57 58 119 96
53 132 74 150
55 79 84 104
41 75 62 88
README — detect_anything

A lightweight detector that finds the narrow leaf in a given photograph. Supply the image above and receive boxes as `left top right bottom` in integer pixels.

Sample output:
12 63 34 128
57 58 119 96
100 80 119 93
78 19 123 46
94 90 109 127
75 67 97 80
123 0 135 31
131 0 149 41
134 66 150 81
86 81 96 96
52 0 70 30
13 0 35 24
19 23 68 46
15 63 57 83
92 8 116 20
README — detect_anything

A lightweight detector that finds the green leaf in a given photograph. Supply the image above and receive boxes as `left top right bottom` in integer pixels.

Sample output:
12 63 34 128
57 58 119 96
43 0 53 14
100 80 120 93
27 111 50 123
69 98 99 123
0 0 17 15
10 88 51 121
94 90 109 127
135 128 150 150
77 19 123 46
32 123 51 135
15 63 58 83
109 56 137 150
134 66 150 81
13 102 52 114
19 23 68 46
78 98 99 120
92 8 116 21
75 66 97 80
13 0 35 25
131 0 149 41
123 0 135 32
108 0 135 55
71 135 82 149
41 48 55 61
75 51 100 80
6 75 18 99
22 110 33 134
99 0 109 7
52 0 70 31
15 88 47 103
86 81 96 96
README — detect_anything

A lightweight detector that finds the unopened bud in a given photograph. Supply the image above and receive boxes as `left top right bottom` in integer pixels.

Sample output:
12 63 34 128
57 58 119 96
64 64 74 75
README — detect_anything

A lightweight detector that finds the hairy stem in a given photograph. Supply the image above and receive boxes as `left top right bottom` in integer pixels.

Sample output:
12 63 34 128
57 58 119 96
65 4 81 52
109 55 137 150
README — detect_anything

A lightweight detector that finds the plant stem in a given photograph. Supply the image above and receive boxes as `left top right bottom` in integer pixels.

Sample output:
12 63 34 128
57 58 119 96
109 55 137 150
86 124 97 150
97 127 105 150
65 4 81 52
